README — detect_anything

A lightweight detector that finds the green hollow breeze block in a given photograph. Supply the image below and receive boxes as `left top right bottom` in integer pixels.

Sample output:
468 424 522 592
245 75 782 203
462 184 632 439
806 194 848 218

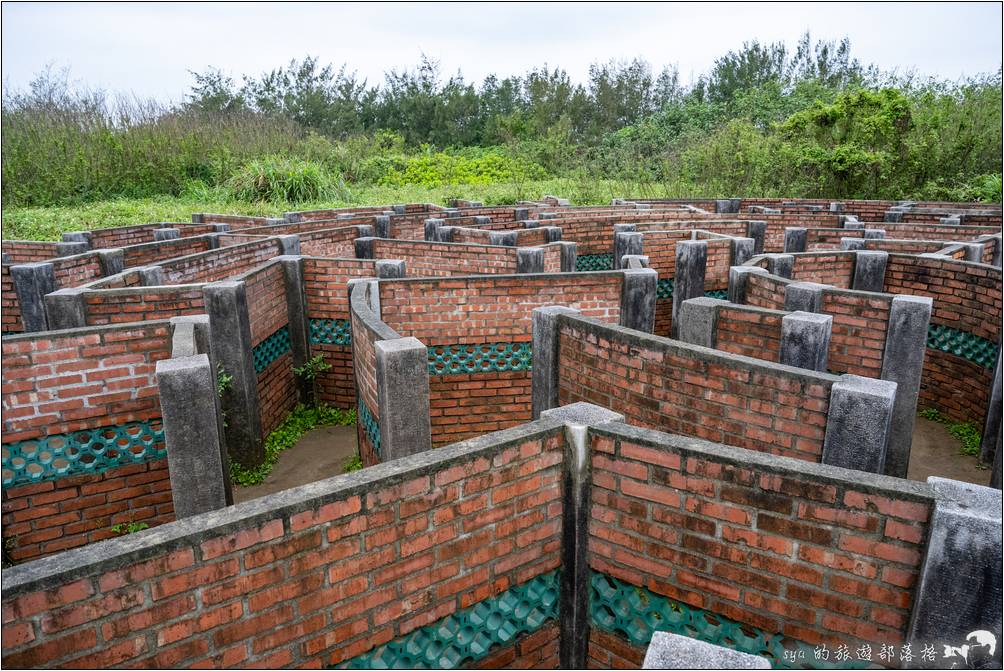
357 400 381 458
340 569 559 669
576 253 614 271
428 343 532 375
252 325 292 374
704 289 729 300
926 323 998 369
589 571 869 670
2 420 165 487
657 278 675 299
310 318 352 346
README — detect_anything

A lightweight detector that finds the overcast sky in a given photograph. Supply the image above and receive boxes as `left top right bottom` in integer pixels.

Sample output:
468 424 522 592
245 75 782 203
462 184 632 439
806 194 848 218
2 2 1001 102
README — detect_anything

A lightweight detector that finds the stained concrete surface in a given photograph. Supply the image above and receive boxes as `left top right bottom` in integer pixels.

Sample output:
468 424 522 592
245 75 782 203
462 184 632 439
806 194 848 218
233 425 358 504
908 416 992 487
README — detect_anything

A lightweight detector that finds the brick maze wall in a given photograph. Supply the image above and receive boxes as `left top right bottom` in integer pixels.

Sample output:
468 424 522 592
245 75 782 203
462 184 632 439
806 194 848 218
1 241 64 263
715 305 784 364
299 227 364 258
82 287 207 326
244 262 296 437
0 422 568 669
303 258 381 409
587 428 933 663
378 274 623 446
121 237 213 269
883 254 1002 425
557 318 833 462
158 239 285 285
1 264 22 334
370 239 519 276
349 283 385 465
821 291 891 378
744 273 789 311
1 323 173 561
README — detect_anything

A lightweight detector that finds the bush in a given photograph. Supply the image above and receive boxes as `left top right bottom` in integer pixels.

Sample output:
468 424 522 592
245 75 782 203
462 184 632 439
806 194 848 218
227 155 344 203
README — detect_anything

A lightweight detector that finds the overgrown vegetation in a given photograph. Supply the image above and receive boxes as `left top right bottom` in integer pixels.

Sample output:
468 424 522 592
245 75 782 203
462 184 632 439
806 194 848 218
919 408 983 457
111 521 150 535
3 33 1000 215
229 403 356 487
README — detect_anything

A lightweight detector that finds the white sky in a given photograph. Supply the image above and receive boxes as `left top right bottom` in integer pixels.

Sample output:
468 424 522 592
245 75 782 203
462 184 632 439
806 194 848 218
2 2 1002 102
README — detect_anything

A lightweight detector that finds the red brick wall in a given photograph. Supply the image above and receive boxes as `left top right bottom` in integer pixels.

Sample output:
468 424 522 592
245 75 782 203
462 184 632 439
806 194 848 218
0 429 565 669
349 284 384 465
883 254 1002 425
790 253 855 289
371 239 519 277
1 241 63 263
542 243 563 273
1 323 173 561
50 254 105 289
821 291 891 378
379 274 623 446
557 319 833 462
244 262 296 437
85 224 218 249
298 227 364 258
807 228 859 251
588 430 932 653
158 240 284 285
303 258 381 409
477 622 560 669
744 273 789 311
194 213 271 228
1 264 22 334
122 237 213 269
715 306 784 364
82 288 206 326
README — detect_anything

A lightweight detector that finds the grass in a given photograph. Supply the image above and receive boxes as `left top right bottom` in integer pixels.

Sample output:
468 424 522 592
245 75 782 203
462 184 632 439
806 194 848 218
230 403 356 487
918 408 983 458
0 177 682 241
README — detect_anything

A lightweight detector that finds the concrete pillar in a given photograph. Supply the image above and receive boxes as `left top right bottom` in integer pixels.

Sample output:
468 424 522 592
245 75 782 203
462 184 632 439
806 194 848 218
821 374 897 473
840 238 866 251
11 263 56 332
745 221 767 255
614 232 643 270
203 280 263 468
157 350 231 518
962 243 985 263
354 237 375 259
517 248 545 274
444 208 461 219
523 220 540 229
765 254 794 279
489 231 519 246
375 260 406 279
375 337 432 460
783 282 825 313
97 249 124 277
852 250 888 292
392 204 406 215
539 403 624 670
531 306 582 418
153 228 180 242
863 229 885 240
843 221 865 231
677 297 722 349
980 349 1002 469
884 210 904 223
727 266 768 304
374 215 391 238
514 207 529 221
620 268 657 334
783 228 807 253
940 216 962 226
671 240 707 339
907 478 1002 656
643 632 771 669
715 198 740 214
55 241 89 257
780 312 832 372
878 296 932 478
543 226 562 243
829 202 845 213
265 218 285 226
62 231 92 248
44 287 87 330
277 234 300 256
539 212 557 220
621 255 650 270
731 237 756 266
279 256 311 404
138 266 165 286
424 218 444 241
557 242 578 272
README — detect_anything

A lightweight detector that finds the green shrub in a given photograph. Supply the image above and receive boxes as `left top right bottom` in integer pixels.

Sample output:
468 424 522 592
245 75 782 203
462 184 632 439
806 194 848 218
227 155 345 203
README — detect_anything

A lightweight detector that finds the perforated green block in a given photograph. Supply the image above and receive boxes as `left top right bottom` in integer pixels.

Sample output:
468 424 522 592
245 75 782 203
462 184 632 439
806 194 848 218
589 571 868 670
252 326 292 374
341 570 559 669
2 421 166 487
310 318 352 346
428 343 532 375
357 400 381 458
926 323 998 368
704 289 728 300
576 254 614 271
657 278 675 300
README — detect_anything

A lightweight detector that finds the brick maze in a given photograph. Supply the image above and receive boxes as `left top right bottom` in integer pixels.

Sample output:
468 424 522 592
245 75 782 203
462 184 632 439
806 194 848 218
1 196 1002 669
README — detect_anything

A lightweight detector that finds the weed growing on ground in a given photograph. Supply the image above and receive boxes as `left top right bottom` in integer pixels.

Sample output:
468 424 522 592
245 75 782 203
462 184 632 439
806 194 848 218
111 521 150 535
919 408 982 457
229 403 356 486
344 455 364 472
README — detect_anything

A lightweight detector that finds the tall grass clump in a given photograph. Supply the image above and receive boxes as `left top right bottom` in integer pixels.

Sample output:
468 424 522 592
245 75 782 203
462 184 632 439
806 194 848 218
227 155 344 203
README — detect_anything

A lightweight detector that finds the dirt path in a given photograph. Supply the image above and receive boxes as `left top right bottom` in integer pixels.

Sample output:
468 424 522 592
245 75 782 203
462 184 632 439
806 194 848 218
907 416 991 486
233 425 358 504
